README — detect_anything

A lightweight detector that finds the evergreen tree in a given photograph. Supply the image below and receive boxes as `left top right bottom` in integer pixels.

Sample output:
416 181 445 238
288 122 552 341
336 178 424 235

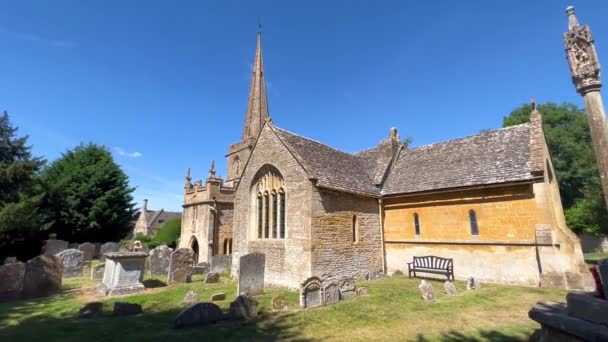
503 102 608 235
40 143 136 242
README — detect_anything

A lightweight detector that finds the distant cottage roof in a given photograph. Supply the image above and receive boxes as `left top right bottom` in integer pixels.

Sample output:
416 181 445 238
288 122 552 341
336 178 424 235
268 122 536 198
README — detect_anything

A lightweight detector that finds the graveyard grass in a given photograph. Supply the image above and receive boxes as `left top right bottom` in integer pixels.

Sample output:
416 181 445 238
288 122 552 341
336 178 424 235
0 274 566 342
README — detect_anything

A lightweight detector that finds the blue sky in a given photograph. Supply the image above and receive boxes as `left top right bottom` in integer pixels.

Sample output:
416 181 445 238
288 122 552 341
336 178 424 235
1 1 607 211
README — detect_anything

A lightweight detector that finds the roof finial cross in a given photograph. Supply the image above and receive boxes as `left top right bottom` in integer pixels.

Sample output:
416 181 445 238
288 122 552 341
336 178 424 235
257 17 262 33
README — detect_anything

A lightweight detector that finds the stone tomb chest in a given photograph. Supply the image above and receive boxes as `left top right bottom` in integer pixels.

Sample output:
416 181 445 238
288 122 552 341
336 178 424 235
97 252 147 296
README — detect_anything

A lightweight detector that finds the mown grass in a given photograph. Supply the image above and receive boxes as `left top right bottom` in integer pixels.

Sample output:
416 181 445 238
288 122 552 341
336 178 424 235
0 274 566 341
584 252 608 265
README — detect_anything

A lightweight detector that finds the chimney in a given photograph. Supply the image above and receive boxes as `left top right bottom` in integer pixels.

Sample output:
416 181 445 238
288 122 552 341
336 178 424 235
143 199 148 212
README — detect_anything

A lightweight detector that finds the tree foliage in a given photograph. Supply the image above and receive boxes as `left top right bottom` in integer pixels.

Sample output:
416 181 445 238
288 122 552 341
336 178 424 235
503 102 608 235
149 218 181 249
39 143 136 242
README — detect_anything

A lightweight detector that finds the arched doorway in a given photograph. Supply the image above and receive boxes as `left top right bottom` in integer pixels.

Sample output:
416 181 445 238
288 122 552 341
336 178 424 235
190 236 199 264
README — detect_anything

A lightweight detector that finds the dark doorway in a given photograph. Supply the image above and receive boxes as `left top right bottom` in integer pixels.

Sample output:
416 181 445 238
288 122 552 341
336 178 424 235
191 237 199 264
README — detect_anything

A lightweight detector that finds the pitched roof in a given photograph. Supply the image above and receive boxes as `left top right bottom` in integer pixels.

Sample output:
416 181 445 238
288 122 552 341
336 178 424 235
355 139 397 185
271 126 381 196
382 123 534 195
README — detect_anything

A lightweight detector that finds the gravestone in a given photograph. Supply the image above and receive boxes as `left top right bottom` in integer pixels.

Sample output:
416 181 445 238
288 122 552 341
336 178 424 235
4 257 17 264
192 262 209 275
99 242 120 261
168 248 195 283
97 252 147 296
300 276 323 308
91 263 105 279
598 259 608 300
324 283 340 304
229 295 259 320
211 254 231 273
356 287 368 296
183 290 198 303
211 293 226 301
78 302 103 319
174 302 223 328
237 252 265 296
444 281 457 296
0 261 25 302
22 255 62 299
338 277 357 300
205 272 220 283
466 277 479 290
271 295 288 311
57 249 85 278
42 239 68 256
68 243 79 249
148 245 173 277
94 243 102 259
78 242 96 261
419 280 435 301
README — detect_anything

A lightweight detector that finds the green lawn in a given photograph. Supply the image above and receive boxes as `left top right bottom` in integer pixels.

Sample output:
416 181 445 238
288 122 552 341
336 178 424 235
584 252 608 265
0 274 566 341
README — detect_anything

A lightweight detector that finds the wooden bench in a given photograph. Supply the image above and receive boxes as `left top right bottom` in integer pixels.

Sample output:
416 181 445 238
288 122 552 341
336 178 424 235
407 256 454 281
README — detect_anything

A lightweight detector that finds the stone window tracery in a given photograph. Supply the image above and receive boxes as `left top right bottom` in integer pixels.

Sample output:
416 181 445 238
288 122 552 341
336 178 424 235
252 167 286 240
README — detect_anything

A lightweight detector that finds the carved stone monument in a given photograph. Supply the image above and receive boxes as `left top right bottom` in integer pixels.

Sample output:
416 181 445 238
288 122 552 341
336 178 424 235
57 249 85 278
210 254 232 273
168 248 195 283
97 252 147 296
338 277 356 300
22 255 62 299
99 242 120 261
237 252 265 296
419 280 435 301
324 283 340 305
148 245 173 277
444 281 457 296
78 242 96 261
0 261 25 301
300 276 323 308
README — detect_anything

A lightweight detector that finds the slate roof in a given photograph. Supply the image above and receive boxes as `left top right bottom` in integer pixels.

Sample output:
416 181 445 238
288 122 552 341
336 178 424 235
268 123 535 198
382 123 534 195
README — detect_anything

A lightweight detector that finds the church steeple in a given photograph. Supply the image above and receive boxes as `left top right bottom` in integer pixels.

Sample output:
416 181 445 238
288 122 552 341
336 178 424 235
241 31 270 140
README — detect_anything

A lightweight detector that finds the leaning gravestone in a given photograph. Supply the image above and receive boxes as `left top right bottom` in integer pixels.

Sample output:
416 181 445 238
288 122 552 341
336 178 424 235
205 272 220 283
78 242 96 261
91 263 105 279
444 281 457 296
237 252 265 296
57 249 85 278
99 242 120 261
42 239 68 256
466 277 479 290
148 245 173 277
0 261 25 302
338 277 357 300
168 248 195 283
174 302 223 329
419 280 435 301
192 262 209 275
23 255 62 299
300 276 323 308
324 283 340 305
229 295 259 320
211 255 231 273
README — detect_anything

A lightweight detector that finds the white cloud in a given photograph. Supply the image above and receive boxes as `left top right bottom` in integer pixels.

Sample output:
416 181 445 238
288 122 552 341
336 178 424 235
114 147 143 158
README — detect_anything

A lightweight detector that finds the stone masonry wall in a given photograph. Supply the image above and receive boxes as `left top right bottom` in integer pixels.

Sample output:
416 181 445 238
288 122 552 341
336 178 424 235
232 125 313 289
214 202 234 255
311 189 383 284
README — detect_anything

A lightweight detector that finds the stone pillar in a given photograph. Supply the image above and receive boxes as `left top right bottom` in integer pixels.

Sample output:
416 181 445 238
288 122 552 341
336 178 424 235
564 6 608 210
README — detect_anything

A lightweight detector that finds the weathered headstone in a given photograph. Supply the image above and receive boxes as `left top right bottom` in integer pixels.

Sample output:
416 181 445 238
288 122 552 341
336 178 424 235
324 283 340 304
22 255 62 299
183 290 198 303
211 293 226 301
205 272 220 283
356 287 368 296
174 302 223 328
0 261 25 302
91 263 105 279
93 243 102 259
68 243 79 249
271 295 288 311
192 262 209 275
78 302 103 319
300 276 323 308
112 302 143 316
229 295 259 320
211 254 231 273
466 277 479 290
99 242 120 261
366 271 385 280
4 257 18 264
168 248 195 284
419 280 435 301
237 252 265 296
57 249 85 278
444 281 457 296
42 239 68 256
148 245 173 277
338 278 357 300
78 242 96 261
97 252 146 296
598 259 608 300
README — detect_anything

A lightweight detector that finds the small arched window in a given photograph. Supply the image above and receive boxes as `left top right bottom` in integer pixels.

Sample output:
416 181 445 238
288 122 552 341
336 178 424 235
279 189 285 238
257 193 263 238
352 215 359 243
414 213 420 236
469 209 479 235
264 191 270 238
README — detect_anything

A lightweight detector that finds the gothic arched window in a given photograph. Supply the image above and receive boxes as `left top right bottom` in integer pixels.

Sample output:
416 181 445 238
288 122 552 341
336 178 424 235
264 191 269 238
272 191 278 238
414 213 420 236
257 193 263 238
252 166 286 240
279 189 285 238
469 209 479 235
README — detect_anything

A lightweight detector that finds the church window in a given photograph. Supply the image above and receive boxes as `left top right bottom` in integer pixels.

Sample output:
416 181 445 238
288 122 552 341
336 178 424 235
223 238 229 255
469 209 479 235
264 191 270 238
257 193 263 238
272 191 278 238
414 213 420 236
352 215 359 243
228 239 233 254
279 189 285 238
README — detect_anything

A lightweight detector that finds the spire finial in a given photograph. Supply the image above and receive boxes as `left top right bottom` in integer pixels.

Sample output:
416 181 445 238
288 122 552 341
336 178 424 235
186 167 191 181
530 98 536 111
208 160 216 178
257 17 262 33
566 6 580 30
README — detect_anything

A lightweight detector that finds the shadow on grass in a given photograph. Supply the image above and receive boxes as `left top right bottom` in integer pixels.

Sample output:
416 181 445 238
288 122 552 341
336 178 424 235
415 328 541 342
143 279 167 288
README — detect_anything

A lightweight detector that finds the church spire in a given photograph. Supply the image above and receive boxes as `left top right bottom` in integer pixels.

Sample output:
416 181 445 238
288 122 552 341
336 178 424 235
241 30 270 140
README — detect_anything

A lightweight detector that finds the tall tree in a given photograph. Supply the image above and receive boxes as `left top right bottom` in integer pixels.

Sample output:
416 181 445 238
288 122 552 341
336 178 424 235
0 111 46 259
503 102 608 235
40 143 136 242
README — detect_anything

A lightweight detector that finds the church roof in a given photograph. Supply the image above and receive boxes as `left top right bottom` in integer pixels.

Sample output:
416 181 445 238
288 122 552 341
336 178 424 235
382 123 535 196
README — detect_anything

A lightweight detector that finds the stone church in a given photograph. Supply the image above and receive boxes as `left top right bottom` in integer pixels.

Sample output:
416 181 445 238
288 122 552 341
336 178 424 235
180 30 589 289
